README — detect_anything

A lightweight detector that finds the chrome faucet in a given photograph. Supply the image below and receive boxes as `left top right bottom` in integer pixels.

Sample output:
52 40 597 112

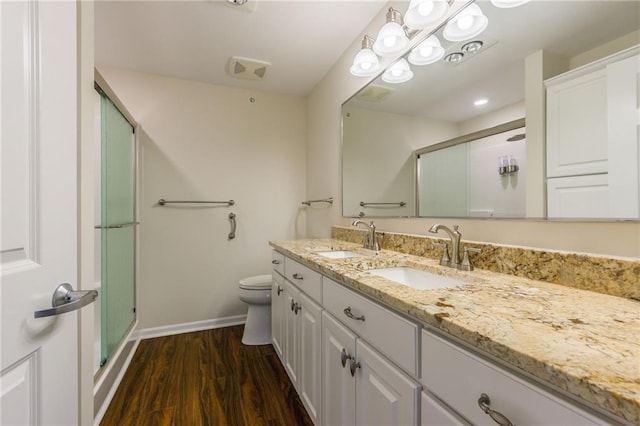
429 224 462 268
352 219 380 251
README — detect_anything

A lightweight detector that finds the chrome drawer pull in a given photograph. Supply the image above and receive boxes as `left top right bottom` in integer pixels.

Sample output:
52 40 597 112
292 273 303 280
276 285 283 296
340 348 352 368
272 259 280 265
349 358 361 377
294 303 301 314
478 393 515 426
343 306 365 322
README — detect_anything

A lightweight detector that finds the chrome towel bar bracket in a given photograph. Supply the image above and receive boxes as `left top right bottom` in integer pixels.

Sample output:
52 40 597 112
158 199 234 206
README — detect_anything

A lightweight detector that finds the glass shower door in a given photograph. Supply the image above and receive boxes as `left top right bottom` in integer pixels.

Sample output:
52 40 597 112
100 92 136 366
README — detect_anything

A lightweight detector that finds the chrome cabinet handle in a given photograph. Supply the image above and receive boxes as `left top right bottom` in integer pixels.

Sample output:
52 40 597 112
343 306 365 322
349 358 361 377
478 394 515 426
291 299 296 311
292 273 303 280
276 285 283 295
34 283 98 318
272 259 280 265
340 348 352 368
294 303 301 314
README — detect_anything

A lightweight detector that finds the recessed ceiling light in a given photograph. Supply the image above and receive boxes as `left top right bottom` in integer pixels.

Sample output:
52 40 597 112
474 98 488 106
444 52 464 63
461 40 483 53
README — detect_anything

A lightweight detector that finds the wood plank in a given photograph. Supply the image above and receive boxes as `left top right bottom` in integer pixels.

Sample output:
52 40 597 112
100 326 313 426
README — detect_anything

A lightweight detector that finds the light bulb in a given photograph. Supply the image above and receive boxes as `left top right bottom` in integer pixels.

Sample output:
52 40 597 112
383 36 397 48
420 46 434 57
458 15 473 30
360 62 372 70
418 1 434 16
392 68 402 77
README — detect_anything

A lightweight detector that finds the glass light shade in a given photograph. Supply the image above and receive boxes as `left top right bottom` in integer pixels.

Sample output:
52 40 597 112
373 22 409 57
443 3 488 42
350 48 381 77
408 35 445 65
405 0 450 29
382 58 413 84
490 0 530 8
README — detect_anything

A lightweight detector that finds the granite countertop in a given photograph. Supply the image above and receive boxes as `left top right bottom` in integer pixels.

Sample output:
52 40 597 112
270 238 640 425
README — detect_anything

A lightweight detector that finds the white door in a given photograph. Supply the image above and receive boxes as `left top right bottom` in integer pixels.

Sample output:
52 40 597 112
1 1 84 424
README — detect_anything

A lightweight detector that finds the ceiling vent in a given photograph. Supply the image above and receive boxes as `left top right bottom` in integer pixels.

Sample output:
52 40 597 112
227 57 270 81
355 84 393 102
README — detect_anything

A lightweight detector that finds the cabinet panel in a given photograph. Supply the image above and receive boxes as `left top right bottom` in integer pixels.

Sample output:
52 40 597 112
298 292 323 424
285 257 323 303
323 278 418 376
422 330 605 425
421 391 469 426
322 311 357 426
283 280 300 388
271 272 285 360
547 174 609 218
355 339 420 426
546 69 608 177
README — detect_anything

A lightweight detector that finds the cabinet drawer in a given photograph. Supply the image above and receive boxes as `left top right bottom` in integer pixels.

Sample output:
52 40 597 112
323 278 418 376
421 330 606 425
284 257 322 304
271 250 285 276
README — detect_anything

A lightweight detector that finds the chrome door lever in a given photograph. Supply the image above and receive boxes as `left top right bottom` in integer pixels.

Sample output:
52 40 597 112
34 283 98 318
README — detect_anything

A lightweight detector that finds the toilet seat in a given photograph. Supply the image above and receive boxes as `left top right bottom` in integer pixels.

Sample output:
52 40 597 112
239 274 272 291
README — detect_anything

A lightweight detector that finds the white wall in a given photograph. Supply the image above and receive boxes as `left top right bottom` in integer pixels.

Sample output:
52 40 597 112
98 67 307 329
305 5 640 259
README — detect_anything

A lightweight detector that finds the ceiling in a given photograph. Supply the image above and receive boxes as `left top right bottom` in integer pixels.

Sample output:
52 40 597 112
347 0 640 123
94 0 388 96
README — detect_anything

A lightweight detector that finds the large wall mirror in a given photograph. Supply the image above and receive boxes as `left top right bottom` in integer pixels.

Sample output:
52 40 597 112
342 0 640 220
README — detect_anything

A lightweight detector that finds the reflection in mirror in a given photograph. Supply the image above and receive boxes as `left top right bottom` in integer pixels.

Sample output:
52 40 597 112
417 120 525 218
342 0 640 220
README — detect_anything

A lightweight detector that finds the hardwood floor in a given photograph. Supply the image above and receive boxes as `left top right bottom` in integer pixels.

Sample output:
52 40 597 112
100 326 313 426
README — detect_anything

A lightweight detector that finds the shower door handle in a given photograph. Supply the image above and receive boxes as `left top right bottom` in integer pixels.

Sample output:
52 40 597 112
34 283 98 318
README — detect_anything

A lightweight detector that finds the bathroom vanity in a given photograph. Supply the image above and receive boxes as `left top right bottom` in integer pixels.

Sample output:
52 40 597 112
269 238 639 426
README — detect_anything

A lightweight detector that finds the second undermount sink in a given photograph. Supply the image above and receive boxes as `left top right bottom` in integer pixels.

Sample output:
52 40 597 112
317 250 363 259
367 266 465 290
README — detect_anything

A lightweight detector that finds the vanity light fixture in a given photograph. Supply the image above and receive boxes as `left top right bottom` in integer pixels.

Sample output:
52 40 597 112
373 8 411 57
350 35 381 77
443 3 488 42
408 35 445 65
382 58 413 84
404 0 451 30
490 0 531 8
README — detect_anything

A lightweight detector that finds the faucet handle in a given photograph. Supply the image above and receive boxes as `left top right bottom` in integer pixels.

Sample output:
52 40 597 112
432 242 451 267
459 246 482 271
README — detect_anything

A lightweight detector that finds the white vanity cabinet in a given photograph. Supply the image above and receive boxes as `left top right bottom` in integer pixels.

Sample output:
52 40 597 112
275 255 323 425
322 278 421 426
421 329 610 426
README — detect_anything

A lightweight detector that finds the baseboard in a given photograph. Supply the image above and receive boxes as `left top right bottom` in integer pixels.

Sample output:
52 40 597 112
134 314 247 341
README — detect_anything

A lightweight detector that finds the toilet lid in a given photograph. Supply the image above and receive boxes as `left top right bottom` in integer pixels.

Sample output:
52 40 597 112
239 274 272 290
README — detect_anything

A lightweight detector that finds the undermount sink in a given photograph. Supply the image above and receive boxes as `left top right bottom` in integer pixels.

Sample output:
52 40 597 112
317 250 363 259
367 266 465 290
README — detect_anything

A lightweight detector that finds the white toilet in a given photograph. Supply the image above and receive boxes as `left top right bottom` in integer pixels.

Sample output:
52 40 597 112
238 274 272 345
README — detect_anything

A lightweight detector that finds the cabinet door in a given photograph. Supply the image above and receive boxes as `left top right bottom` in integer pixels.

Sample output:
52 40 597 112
546 69 608 177
298 292 323 424
422 391 469 426
271 272 285 360
283 280 300 388
322 312 357 426
547 174 609 218
355 339 420 426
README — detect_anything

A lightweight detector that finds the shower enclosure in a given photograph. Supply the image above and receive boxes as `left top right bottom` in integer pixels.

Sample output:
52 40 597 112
95 85 136 370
